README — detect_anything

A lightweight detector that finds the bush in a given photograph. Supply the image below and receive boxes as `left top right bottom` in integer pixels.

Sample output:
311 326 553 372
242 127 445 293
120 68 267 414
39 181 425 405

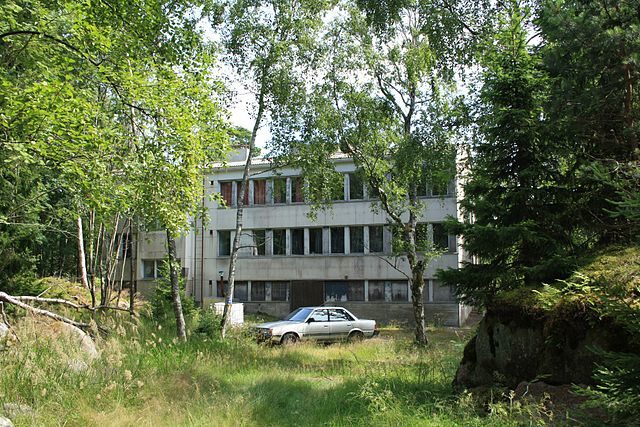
194 308 222 337
150 259 196 322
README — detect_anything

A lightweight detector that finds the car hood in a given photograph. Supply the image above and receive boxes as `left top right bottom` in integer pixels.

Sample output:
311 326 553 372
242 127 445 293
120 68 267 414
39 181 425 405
255 320 302 329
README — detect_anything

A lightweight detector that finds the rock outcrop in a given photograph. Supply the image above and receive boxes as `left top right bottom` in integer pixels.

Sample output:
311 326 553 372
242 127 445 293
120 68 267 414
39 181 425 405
454 307 635 390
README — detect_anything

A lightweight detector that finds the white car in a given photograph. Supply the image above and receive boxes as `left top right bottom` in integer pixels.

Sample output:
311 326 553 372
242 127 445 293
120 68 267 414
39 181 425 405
255 306 379 344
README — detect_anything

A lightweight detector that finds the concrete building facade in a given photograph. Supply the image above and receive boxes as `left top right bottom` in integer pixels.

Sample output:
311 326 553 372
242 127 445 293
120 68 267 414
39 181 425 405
131 153 471 327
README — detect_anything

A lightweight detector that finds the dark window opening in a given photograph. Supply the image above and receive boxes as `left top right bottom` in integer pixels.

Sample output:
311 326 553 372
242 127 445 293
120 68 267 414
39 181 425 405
368 281 385 301
292 177 304 203
220 182 233 206
330 227 344 254
272 229 286 255
218 230 231 256
391 282 408 301
251 281 266 301
309 228 323 254
233 281 248 301
349 173 364 200
253 229 266 256
432 223 448 251
350 226 364 253
291 228 304 255
271 282 288 301
369 226 383 253
253 180 266 205
273 178 287 204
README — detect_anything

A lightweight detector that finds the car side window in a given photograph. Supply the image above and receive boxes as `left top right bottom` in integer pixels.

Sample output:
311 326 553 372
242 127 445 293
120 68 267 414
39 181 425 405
329 309 353 321
309 309 329 322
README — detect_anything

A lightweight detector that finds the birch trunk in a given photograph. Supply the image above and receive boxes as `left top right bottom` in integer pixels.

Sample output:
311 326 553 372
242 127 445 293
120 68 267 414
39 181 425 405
77 216 89 295
167 229 187 341
221 89 265 338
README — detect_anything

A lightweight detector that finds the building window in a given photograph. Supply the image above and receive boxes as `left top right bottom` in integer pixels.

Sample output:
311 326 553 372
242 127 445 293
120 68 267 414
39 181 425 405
391 281 408 301
273 178 286 204
432 223 449 251
325 281 347 302
348 281 365 301
142 260 161 279
331 179 344 201
432 280 455 302
430 179 453 197
234 281 248 301
220 181 233 206
218 230 231 256
253 229 266 256
416 174 428 197
330 227 344 254
349 173 364 200
369 226 384 253
416 223 429 249
253 179 266 205
350 226 364 253
292 177 304 203
272 229 286 255
291 228 304 255
251 281 266 301
309 228 323 254
368 281 385 301
271 281 288 301
236 181 249 206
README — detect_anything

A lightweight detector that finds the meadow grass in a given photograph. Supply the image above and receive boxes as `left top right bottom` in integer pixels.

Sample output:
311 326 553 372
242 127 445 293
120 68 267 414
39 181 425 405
0 313 556 426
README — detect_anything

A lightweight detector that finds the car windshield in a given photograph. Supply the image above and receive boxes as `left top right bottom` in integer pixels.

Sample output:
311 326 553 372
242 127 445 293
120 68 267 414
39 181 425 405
283 308 313 322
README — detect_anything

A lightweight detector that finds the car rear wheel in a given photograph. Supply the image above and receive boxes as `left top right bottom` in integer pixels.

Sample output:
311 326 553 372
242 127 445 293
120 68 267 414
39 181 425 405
281 333 299 345
348 330 364 343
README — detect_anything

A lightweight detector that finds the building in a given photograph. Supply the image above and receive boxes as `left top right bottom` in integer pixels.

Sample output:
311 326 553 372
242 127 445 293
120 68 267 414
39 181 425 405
131 150 472 327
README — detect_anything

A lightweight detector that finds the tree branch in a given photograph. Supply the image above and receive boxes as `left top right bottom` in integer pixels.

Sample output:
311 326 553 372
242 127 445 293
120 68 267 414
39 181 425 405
0 30 103 67
0 291 107 335
10 295 130 313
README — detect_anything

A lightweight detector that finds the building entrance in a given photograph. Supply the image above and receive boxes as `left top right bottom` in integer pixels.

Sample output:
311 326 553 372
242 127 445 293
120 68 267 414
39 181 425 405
290 281 324 311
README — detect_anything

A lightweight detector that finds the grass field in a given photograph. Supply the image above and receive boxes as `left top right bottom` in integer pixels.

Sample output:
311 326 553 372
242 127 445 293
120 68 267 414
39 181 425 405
0 314 556 426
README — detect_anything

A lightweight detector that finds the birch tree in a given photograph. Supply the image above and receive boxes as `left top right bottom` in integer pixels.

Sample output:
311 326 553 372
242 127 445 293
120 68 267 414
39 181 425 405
213 0 333 337
270 0 489 344
1 0 229 338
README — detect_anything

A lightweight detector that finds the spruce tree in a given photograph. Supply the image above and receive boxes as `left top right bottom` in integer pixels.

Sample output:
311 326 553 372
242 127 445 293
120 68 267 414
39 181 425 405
440 1 577 306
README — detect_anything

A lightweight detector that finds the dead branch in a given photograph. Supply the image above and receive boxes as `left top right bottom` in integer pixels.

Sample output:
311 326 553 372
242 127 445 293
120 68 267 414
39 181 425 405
0 292 108 335
10 295 131 314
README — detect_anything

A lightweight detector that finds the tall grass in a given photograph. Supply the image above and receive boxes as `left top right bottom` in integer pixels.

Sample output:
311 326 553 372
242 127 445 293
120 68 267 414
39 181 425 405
0 314 556 426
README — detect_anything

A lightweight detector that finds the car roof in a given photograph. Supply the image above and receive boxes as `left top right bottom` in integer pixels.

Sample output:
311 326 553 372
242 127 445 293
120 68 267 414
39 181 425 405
299 306 349 310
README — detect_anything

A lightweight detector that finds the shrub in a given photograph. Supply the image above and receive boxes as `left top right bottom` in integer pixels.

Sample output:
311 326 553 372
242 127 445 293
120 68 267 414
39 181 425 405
194 308 222 337
150 259 196 322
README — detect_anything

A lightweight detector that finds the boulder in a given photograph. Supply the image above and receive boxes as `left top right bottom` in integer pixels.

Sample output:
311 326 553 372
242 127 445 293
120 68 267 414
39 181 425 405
55 322 99 360
0 323 8 341
454 309 636 390
0 417 13 427
3 403 33 419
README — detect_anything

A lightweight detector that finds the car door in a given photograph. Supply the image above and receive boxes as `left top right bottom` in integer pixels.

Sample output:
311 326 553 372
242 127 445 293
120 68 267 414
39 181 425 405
328 308 355 340
303 309 330 340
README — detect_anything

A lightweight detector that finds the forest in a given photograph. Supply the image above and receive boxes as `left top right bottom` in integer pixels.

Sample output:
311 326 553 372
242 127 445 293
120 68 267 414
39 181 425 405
0 0 638 425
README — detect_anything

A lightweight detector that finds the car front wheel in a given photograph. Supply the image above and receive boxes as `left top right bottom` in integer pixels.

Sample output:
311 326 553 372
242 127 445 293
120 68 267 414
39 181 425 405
281 333 299 345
